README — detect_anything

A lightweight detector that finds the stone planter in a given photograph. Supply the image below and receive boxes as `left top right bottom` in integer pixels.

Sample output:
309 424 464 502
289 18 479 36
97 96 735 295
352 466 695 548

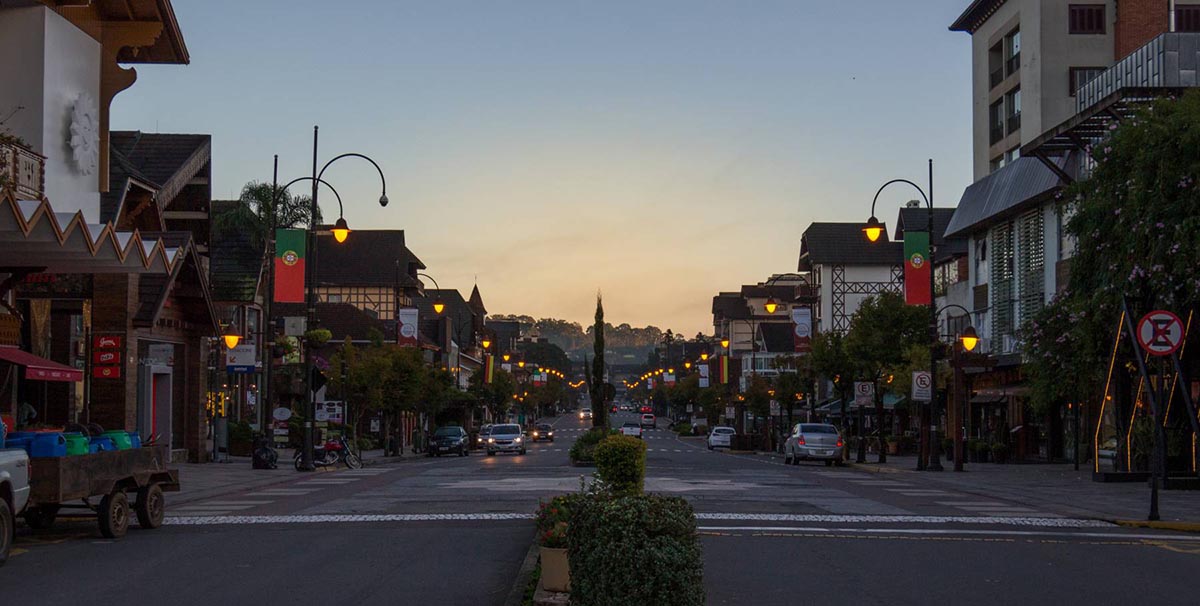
540 546 570 592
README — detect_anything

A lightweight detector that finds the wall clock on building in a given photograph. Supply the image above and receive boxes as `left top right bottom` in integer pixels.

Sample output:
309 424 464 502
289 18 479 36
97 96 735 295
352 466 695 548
69 93 99 176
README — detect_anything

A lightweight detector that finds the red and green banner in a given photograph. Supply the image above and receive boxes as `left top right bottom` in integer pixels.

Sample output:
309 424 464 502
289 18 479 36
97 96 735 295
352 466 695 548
484 355 495 384
719 356 729 385
274 229 306 303
903 231 931 305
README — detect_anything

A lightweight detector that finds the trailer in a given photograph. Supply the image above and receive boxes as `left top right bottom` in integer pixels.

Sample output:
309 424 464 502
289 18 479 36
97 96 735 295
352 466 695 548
22 445 179 538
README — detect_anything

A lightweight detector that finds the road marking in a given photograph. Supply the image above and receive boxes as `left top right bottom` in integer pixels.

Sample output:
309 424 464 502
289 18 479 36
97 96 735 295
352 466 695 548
192 500 274 506
888 490 953 496
696 526 1200 542
694 513 1112 528
252 489 320 496
297 479 358 485
165 513 536 526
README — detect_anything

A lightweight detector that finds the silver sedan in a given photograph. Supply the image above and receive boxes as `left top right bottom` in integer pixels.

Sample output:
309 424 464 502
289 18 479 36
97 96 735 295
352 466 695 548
784 423 844 466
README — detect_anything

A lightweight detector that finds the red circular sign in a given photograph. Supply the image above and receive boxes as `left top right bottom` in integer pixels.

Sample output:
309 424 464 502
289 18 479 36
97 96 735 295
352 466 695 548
1136 310 1185 356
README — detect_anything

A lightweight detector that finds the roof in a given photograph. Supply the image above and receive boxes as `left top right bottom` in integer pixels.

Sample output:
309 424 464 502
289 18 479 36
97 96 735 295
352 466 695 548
101 146 159 224
109 132 210 207
944 157 1064 238
273 302 390 343
758 322 794 354
414 289 476 347
54 0 190 64
314 230 424 287
895 207 968 263
712 293 751 321
132 231 218 332
209 200 265 302
949 0 1008 33
468 284 487 316
740 284 797 300
798 223 903 267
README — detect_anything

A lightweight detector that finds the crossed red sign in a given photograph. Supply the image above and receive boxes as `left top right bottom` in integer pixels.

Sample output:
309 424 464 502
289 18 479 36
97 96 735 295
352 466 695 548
1136 310 1184 356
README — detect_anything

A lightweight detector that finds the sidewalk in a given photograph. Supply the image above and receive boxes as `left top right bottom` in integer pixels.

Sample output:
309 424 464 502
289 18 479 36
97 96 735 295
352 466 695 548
171 448 411 505
848 454 1200 524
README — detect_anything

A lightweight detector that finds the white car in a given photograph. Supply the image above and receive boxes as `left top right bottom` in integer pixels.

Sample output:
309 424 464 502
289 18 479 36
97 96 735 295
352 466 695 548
707 426 735 450
620 422 643 439
579 408 593 420
640 413 656 429
1 447 31 565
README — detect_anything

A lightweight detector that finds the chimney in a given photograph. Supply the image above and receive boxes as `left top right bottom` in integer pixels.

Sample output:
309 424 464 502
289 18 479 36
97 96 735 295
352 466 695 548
1115 0 1170 59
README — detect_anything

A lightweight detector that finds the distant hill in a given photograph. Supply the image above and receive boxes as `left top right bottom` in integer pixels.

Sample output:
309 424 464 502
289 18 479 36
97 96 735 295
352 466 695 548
489 314 700 363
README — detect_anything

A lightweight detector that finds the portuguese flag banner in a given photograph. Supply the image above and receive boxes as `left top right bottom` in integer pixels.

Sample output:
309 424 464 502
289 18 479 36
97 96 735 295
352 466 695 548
274 229 306 303
904 230 931 305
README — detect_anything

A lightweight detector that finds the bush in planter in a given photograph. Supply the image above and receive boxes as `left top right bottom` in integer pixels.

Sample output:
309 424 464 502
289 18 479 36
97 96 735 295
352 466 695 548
594 434 647 495
568 427 616 464
569 494 704 606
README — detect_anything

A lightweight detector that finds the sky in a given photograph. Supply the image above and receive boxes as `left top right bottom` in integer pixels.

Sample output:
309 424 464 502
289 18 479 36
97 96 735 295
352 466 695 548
112 0 974 337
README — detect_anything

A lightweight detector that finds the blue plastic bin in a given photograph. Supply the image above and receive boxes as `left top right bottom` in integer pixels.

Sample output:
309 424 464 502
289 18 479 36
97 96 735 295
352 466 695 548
128 432 142 449
89 436 116 453
30 432 67 457
4 436 32 453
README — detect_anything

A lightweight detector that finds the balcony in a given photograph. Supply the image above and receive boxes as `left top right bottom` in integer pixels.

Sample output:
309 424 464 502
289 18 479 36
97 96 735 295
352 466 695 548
1005 52 1020 77
990 66 1005 89
0 140 45 200
990 124 1005 145
1007 112 1022 135
1075 33 1200 111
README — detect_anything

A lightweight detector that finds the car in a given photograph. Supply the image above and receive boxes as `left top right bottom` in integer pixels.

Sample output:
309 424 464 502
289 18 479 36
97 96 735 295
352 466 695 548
620 422 643 439
707 426 735 450
784 423 845 466
0 446 30 565
476 424 493 447
640 413 656 429
639 405 652 414
486 423 527 456
429 426 469 457
611 405 618 413
579 408 593 420
530 423 555 442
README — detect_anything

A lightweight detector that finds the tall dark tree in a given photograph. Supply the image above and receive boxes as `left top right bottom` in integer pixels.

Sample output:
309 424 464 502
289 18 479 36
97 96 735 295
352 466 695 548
590 294 608 428
213 181 317 250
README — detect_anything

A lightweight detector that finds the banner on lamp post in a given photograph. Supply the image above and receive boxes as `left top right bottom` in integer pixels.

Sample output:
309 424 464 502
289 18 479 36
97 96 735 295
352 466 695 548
273 229 306 303
792 306 812 353
484 355 495 384
397 308 419 347
903 230 932 305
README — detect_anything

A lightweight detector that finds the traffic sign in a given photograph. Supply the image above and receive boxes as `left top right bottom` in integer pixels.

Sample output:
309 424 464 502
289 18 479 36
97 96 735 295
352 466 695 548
912 371 933 402
854 382 874 407
1137 310 1184 356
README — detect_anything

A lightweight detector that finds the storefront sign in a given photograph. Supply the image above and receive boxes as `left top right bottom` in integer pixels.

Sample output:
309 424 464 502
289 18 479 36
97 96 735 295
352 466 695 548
225 344 256 373
93 365 121 379
93 350 120 365
94 335 122 350
147 343 174 366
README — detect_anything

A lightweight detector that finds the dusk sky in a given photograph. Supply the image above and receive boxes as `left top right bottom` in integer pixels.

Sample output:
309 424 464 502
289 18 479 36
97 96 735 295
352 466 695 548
112 0 973 337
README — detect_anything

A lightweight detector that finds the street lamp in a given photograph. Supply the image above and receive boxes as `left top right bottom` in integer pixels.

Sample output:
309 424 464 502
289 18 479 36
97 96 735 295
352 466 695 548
481 338 492 350
503 353 511 363
721 338 730 349
936 303 978 472
764 298 779 315
222 324 241 350
416 272 446 315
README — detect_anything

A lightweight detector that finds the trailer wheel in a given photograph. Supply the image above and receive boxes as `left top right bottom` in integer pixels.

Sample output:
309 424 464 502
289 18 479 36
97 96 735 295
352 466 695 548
0 497 12 566
24 505 59 530
135 484 165 529
98 492 129 539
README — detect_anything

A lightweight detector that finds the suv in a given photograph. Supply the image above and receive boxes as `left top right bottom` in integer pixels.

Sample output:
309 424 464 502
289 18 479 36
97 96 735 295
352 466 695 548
707 426 735 450
579 408 593 420
640 413 656 429
620 422 643 439
531 423 555 442
429 426 469 457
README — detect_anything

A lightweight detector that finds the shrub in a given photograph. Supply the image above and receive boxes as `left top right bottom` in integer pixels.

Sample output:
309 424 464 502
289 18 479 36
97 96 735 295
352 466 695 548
692 424 708 437
536 494 580 548
594 435 647 495
673 422 693 436
569 494 704 606
568 427 615 464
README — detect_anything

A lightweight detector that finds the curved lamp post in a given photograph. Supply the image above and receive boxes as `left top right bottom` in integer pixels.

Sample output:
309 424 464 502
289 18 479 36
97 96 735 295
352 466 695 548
416 272 446 315
863 160 940 471
937 303 979 472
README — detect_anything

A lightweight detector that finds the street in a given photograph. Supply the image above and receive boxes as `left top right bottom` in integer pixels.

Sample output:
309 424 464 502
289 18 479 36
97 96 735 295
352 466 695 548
6 412 1200 605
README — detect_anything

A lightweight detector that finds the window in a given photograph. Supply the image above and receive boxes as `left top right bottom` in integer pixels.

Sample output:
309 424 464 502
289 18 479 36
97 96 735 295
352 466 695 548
1005 147 1020 164
1177 5 1200 32
1004 28 1021 76
1005 88 1021 134
326 294 342 303
989 42 1005 88
1069 5 1106 34
1069 67 1106 96
989 99 1005 145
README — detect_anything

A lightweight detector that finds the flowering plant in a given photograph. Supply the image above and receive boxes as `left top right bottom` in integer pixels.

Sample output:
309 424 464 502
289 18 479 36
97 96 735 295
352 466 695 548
535 494 578 548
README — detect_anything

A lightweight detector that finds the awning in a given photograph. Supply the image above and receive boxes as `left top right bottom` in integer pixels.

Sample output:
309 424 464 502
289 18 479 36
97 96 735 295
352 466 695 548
0 346 83 382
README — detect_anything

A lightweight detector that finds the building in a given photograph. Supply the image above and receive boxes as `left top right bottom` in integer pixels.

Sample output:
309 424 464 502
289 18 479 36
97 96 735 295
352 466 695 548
796 222 903 335
947 0 1200 460
312 229 425 322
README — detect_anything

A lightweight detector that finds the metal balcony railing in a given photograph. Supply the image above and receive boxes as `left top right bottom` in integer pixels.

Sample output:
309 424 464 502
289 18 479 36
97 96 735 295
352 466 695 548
990 66 1005 89
990 125 1005 145
1007 112 1022 134
1075 33 1200 111
0 140 45 200
1005 52 1020 77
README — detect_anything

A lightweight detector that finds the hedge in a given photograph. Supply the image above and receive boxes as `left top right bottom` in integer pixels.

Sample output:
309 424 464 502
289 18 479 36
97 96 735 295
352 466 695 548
568 428 616 464
568 494 704 606
594 435 646 495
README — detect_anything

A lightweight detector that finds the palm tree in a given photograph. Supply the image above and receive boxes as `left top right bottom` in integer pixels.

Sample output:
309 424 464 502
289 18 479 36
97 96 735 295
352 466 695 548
213 181 318 250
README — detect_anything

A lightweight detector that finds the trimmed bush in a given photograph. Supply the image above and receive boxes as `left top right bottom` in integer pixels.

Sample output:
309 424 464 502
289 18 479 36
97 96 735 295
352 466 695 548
673 422 693 436
594 435 647 495
568 494 704 606
693 424 709 437
568 427 616 464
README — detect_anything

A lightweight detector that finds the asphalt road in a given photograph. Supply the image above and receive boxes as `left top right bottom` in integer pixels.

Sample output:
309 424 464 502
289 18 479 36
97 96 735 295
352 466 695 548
6 410 1200 605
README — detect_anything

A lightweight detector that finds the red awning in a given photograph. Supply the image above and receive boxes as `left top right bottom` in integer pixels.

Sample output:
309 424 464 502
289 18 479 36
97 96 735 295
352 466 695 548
0 346 83 382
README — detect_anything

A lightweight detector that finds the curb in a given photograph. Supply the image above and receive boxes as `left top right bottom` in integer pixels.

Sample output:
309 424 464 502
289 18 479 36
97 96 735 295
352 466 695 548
503 535 542 606
1114 520 1200 533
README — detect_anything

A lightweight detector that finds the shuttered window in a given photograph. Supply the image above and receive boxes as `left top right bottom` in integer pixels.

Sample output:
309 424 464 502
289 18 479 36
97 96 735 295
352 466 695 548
1178 5 1200 32
1016 210 1045 323
990 223 1016 339
1069 5 1106 34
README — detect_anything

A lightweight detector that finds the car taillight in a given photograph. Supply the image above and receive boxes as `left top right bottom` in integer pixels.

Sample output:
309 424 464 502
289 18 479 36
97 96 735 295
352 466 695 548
797 435 805 445
836 438 844 447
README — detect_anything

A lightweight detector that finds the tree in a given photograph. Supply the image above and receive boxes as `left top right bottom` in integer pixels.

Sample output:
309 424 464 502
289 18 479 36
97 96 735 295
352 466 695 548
845 292 927 463
518 341 572 372
588 294 609 428
213 181 317 251
808 330 853 429
468 368 516 421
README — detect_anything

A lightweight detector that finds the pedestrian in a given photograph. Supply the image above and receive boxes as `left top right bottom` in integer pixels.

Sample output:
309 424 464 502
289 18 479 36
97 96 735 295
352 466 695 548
17 400 37 428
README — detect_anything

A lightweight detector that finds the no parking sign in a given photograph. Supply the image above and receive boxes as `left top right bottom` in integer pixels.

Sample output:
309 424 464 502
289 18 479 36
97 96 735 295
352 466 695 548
1137 310 1185 357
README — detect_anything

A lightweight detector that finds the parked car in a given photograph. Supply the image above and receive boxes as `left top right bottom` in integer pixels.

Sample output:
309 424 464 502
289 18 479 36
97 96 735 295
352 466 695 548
486 424 527 456
784 423 845 466
707 426 735 450
531 423 555 442
639 405 652 414
476 424 493 447
429 426 469 457
0 446 30 565
640 413 656 429
579 408 593 420
620 422 643 439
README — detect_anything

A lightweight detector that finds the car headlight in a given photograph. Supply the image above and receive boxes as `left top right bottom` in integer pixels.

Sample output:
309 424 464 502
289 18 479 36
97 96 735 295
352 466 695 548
547 432 553 436
533 432 539 437
514 437 523 443
488 438 496 443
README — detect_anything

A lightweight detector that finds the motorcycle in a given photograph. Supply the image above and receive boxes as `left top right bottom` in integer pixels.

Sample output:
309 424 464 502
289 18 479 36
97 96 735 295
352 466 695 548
293 435 363 470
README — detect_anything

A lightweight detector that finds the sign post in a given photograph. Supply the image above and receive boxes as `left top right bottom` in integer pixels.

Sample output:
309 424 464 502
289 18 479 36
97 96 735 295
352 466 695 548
1133 309 1186 521
911 371 933 402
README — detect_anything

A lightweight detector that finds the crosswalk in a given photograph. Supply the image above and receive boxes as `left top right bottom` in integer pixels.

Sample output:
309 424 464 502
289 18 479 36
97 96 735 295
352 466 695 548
840 475 1057 518
169 467 395 517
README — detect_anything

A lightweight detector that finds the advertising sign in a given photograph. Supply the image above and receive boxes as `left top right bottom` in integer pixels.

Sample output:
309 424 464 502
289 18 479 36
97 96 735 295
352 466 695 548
792 306 812 353
225 344 256 373
93 350 120 365
93 335 122 350
397 308 420 347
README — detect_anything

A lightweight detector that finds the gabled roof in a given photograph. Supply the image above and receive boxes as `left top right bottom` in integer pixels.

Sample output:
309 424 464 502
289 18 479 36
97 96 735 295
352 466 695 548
949 0 1008 34
55 0 190 64
468 284 487 316
132 231 218 331
758 322 795 354
712 293 751 321
895 207 968 263
944 157 1064 238
798 222 903 267
109 132 210 208
101 146 159 224
209 200 265 302
314 230 424 288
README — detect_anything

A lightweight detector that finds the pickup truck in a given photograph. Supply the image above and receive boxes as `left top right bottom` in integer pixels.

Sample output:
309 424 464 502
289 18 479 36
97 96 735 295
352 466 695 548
0 447 31 566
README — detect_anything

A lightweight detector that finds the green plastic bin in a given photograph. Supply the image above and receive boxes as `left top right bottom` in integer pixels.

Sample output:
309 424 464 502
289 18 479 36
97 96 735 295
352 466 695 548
64 432 89 456
102 430 133 450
